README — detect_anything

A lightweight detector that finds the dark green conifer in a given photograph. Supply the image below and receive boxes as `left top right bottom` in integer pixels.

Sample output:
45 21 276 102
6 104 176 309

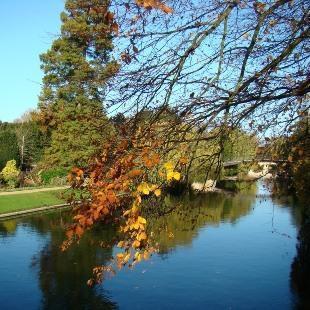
39 0 119 168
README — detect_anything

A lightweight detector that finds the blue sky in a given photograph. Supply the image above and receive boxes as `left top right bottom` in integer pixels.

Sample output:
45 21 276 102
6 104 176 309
0 0 64 122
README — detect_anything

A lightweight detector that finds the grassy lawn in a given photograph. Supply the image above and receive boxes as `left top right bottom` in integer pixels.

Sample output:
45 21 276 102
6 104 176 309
0 190 66 214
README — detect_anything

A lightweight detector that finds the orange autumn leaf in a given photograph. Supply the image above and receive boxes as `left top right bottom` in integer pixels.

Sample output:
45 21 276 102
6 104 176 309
66 229 74 239
143 251 150 260
116 253 124 260
179 157 188 165
128 169 142 178
151 153 160 165
135 0 173 13
75 225 84 237
107 191 117 204
71 167 84 177
111 22 119 35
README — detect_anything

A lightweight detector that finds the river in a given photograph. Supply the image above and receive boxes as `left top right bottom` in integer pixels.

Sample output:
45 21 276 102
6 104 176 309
0 181 305 309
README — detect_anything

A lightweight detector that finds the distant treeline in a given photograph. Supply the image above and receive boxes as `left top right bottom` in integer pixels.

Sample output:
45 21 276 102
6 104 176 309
0 118 48 171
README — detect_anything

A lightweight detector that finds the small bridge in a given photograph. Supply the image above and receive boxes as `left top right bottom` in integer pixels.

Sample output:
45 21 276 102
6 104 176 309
223 159 287 168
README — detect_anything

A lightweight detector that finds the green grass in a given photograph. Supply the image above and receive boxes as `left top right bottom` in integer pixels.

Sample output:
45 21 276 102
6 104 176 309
0 185 66 193
0 190 66 214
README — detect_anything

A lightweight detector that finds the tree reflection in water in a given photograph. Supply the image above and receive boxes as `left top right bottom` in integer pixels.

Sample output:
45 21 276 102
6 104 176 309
290 210 310 310
3 181 308 308
2 211 118 310
146 182 257 254
268 179 310 309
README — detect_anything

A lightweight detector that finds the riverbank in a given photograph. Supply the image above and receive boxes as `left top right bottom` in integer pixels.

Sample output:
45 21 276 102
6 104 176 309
0 189 66 215
0 185 69 196
0 203 70 220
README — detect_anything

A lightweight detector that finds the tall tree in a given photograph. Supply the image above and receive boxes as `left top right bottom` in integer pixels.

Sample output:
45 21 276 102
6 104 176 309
39 0 119 168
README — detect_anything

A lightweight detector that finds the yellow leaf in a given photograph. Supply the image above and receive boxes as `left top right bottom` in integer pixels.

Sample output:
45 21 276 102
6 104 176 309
123 253 131 263
132 204 139 214
173 171 181 181
135 252 142 262
154 188 161 197
150 184 157 191
133 222 140 230
132 240 140 248
117 241 125 248
137 182 150 195
137 232 147 241
167 171 181 181
164 162 174 170
167 170 174 181
123 210 131 216
138 216 147 224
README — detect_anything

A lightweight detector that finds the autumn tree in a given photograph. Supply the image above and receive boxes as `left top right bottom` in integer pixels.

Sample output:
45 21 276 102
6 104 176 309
271 115 310 201
56 0 309 283
39 0 119 168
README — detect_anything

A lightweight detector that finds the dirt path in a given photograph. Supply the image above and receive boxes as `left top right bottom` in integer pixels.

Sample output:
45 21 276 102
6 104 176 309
0 186 70 196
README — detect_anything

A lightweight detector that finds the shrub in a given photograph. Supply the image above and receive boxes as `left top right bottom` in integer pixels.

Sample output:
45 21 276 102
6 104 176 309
1 160 20 188
40 168 68 185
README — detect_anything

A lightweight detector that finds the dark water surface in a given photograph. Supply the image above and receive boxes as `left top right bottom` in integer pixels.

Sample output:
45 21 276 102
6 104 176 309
0 182 303 309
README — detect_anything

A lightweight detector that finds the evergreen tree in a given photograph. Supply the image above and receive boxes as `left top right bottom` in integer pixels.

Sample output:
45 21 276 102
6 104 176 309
0 123 20 170
39 0 119 168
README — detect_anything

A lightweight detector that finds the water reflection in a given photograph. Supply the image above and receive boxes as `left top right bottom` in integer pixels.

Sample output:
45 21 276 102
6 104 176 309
147 183 257 253
0 181 305 309
1 212 118 309
290 212 310 310
33 213 117 310
266 179 309 309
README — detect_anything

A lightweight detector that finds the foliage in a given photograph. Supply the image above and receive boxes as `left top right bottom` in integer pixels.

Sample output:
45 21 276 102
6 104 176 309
0 160 20 188
0 123 20 170
40 168 69 185
41 0 309 286
271 118 310 203
38 0 119 168
14 111 49 169
0 113 48 172
223 130 258 162
61 127 186 285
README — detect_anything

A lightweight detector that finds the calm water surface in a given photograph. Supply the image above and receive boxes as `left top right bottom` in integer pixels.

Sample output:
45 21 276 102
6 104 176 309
0 182 302 309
